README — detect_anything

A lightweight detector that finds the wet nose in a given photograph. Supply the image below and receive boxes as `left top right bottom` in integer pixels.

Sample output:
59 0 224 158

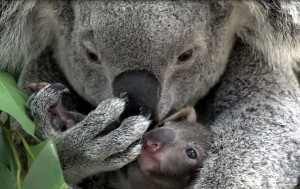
145 139 161 152
113 70 161 121
144 127 175 152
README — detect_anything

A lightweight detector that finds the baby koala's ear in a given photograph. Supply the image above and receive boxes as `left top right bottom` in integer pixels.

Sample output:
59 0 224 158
164 106 196 123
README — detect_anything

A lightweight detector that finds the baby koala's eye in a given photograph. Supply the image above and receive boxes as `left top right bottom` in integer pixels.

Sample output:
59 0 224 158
186 149 197 159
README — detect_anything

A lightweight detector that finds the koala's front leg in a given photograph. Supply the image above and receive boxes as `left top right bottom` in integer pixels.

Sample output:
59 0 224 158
26 83 150 184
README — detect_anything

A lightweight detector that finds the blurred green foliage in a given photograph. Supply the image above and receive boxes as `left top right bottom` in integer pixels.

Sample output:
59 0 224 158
0 72 67 189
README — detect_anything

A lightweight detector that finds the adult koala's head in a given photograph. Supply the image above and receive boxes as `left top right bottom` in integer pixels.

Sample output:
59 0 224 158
10 1 297 121
57 1 244 121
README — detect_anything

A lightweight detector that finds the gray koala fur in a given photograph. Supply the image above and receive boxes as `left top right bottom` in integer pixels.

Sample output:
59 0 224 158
25 83 150 184
1 1 300 188
108 106 213 189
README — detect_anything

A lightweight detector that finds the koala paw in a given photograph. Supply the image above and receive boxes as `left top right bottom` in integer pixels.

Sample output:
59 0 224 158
57 100 150 183
84 115 150 160
26 83 74 139
26 82 151 184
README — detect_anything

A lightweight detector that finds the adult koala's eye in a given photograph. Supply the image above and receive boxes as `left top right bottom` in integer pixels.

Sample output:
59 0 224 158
177 49 193 63
186 149 197 159
83 40 100 63
86 50 99 62
157 122 165 127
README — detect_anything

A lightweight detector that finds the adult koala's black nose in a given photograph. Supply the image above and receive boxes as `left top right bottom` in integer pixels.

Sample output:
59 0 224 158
113 70 161 121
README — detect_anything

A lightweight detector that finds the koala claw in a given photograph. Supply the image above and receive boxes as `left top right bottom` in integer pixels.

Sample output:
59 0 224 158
48 83 69 93
119 91 128 98
139 106 152 119
25 82 49 92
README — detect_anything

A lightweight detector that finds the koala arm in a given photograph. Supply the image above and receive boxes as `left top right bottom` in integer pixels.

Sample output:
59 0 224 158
26 84 150 184
192 41 300 188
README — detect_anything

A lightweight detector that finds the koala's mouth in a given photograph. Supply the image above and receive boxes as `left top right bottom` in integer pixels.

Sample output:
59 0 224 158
138 147 162 173
140 147 161 163
138 134 163 172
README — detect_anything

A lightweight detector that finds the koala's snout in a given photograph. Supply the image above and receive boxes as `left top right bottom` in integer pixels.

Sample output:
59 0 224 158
143 128 175 152
113 70 161 121
144 138 161 152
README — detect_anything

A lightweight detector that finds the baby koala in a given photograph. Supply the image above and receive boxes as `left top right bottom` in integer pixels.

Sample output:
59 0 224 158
108 107 213 189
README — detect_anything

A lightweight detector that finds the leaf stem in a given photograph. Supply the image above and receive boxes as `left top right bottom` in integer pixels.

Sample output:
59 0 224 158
0 122 22 189
12 130 36 160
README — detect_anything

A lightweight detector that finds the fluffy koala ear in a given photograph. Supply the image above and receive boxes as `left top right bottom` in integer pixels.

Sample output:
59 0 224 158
235 1 300 69
0 1 58 72
164 107 197 123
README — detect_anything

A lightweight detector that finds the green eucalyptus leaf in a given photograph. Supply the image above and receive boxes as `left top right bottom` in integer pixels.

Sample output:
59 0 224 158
0 163 17 189
1 127 16 176
0 132 10 169
0 72 36 138
4 116 11 129
22 138 67 189
26 149 35 169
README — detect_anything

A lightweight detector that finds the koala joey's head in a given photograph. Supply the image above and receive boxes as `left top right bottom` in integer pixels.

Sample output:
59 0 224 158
137 107 213 187
58 1 244 121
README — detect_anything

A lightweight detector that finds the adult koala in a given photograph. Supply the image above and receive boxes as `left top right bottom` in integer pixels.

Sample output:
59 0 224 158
1 1 300 188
